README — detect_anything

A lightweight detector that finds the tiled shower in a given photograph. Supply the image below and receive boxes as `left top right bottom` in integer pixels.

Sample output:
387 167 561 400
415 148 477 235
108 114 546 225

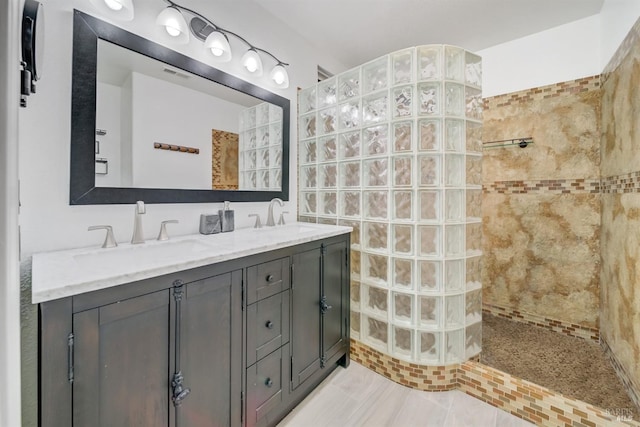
298 45 483 365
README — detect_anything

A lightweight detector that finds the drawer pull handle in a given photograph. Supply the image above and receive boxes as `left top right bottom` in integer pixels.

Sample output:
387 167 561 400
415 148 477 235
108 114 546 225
265 378 273 387
266 274 275 282
265 320 274 329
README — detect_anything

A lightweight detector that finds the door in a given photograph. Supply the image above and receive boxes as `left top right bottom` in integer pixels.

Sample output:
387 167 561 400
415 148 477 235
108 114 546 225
321 240 349 363
178 271 242 427
290 248 322 389
73 289 172 427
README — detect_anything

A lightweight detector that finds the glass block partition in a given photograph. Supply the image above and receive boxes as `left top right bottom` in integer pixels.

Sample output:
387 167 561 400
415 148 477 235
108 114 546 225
298 45 483 365
238 102 283 190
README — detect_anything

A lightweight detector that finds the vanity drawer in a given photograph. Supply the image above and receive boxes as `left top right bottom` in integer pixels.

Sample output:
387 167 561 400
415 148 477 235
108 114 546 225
246 257 289 304
247 290 290 366
246 344 289 427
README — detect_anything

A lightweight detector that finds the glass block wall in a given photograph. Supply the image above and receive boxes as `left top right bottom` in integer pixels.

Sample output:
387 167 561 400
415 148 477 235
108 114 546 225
298 45 483 365
238 102 283 190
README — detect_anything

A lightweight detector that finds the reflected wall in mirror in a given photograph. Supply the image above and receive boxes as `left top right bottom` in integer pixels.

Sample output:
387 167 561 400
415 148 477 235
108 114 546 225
71 10 290 204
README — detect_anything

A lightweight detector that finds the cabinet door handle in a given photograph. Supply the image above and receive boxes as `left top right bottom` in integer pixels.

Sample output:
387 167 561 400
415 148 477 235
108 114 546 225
266 274 275 282
265 320 274 329
320 295 332 314
265 377 273 387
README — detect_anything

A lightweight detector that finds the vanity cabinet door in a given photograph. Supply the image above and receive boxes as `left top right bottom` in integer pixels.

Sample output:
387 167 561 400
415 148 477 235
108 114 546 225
290 247 322 390
72 289 172 427
321 240 349 364
178 271 242 427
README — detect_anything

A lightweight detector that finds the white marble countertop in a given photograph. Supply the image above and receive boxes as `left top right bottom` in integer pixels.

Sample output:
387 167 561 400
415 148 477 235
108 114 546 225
31 222 351 304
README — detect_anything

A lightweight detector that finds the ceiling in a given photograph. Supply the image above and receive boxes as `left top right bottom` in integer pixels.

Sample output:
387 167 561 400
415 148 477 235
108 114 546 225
250 0 605 71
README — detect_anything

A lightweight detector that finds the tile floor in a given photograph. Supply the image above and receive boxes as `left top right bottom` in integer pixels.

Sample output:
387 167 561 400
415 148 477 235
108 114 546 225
278 362 534 427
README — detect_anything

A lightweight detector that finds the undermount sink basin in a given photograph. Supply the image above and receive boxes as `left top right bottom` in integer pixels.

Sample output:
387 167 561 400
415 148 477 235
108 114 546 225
255 224 317 234
73 239 212 269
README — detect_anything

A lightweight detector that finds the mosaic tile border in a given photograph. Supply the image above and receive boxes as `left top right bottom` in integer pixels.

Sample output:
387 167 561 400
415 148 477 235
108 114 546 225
603 16 640 82
351 339 639 425
483 179 601 195
601 171 640 194
483 303 599 342
602 338 640 412
483 75 601 110
459 361 640 426
350 339 458 391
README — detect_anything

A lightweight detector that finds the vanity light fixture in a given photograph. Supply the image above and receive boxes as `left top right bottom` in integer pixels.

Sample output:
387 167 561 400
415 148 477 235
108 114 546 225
156 6 190 44
89 0 134 21
204 30 231 62
241 48 263 76
156 0 290 88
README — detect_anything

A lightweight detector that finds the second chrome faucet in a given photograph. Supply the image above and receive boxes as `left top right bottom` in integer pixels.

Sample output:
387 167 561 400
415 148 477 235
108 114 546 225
131 201 146 244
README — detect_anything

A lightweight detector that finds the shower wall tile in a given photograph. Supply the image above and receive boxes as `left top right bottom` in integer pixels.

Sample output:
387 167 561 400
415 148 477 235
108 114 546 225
482 75 601 332
601 17 640 406
482 193 600 327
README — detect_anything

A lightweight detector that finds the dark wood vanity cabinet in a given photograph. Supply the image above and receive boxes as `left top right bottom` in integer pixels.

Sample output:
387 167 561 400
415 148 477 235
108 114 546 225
39 233 349 427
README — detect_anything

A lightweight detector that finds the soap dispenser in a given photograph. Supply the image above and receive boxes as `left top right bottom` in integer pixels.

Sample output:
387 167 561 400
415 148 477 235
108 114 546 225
219 201 235 232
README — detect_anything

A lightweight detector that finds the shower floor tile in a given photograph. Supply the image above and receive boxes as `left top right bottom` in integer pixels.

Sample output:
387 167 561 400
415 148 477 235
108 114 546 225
481 313 639 420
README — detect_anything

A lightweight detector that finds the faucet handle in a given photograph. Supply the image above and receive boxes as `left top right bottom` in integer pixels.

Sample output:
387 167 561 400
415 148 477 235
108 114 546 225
136 200 146 214
249 214 262 229
278 211 289 226
88 225 117 248
158 220 179 241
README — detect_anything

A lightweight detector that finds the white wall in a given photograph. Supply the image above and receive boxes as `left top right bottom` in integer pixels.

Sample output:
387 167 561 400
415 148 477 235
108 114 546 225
1 0 22 425
478 1 640 97
95 82 123 187
130 72 241 189
18 0 347 257
477 15 602 97
600 0 640 69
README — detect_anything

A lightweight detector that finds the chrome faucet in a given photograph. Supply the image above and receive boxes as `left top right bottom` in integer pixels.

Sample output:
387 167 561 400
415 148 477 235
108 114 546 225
131 201 146 244
266 198 284 227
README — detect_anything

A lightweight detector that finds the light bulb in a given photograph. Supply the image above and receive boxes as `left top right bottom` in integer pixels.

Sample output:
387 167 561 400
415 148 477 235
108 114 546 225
165 20 182 37
156 7 189 44
246 58 258 72
242 49 263 76
270 64 289 88
89 0 133 20
104 0 123 11
204 31 231 62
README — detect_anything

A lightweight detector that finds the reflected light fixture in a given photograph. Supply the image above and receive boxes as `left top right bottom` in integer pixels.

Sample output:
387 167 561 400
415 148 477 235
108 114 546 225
90 0 134 21
156 0 289 88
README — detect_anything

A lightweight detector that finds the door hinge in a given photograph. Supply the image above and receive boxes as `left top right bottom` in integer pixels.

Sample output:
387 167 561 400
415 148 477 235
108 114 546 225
67 332 74 384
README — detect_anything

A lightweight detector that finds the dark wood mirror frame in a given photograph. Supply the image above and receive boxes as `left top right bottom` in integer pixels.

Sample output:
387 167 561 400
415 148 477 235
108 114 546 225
70 10 290 205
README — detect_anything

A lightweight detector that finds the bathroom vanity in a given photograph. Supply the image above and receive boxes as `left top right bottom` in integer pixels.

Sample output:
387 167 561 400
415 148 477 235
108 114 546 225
34 223 351 427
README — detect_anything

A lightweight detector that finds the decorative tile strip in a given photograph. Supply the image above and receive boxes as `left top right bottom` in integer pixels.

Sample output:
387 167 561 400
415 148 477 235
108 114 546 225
483 75 601 110
482 179 601 195
349 339 458 391
601 338 640 412
601 171 640 194
459 361 640 426
483 303 599 342
603 16 640 82
351 339 640 424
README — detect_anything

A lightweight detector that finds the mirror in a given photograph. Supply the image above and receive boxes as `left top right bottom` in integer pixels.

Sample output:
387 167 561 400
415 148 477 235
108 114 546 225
70 10 290 204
